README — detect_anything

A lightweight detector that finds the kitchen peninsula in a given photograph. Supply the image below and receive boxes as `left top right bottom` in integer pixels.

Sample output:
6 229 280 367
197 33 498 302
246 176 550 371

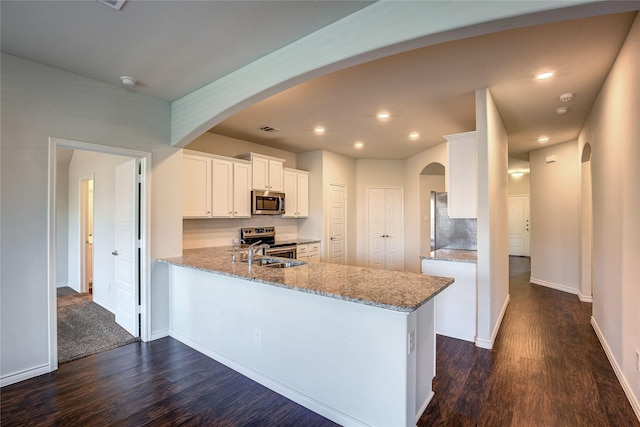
159 247 454 427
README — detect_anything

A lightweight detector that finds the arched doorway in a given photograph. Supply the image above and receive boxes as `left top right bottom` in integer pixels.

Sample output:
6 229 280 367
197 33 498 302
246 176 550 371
419 162 445 254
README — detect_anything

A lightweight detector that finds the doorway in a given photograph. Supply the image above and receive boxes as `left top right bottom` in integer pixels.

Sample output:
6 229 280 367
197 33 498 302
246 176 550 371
80 176 94 294
508 195 530 256
579 143 593 302
48 137 151 371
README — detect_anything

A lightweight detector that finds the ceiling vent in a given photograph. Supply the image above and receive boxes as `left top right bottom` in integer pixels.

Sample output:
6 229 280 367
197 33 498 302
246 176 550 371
98 0 127 10
259 126 280 133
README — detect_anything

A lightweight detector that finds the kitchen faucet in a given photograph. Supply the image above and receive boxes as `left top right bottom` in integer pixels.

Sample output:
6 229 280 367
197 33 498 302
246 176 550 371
247 240 269 266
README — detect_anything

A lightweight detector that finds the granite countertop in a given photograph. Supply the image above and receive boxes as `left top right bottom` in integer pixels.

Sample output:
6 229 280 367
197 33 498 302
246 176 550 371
420 249 477 263
159 247 454 313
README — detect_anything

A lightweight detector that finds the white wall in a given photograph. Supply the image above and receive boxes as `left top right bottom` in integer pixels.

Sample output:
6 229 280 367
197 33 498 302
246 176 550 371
67 150 132 312
0 53 181 384
186 132 297 169
355 160 404 267
529 140 581 294
475 88 509 349
404 143 448 273
581 14 640 416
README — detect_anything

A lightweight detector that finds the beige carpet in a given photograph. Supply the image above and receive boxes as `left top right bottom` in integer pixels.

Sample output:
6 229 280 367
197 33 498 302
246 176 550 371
57 287 138 363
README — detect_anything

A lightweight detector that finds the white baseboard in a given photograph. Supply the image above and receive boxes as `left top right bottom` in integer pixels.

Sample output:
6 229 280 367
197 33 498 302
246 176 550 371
530 277 579 296
591 317 640 422
0 363 51 387
56 282 69 288
415 391 435 424
150 329 169 341
475 294 510 350
577 289 593 303
169 329 368 427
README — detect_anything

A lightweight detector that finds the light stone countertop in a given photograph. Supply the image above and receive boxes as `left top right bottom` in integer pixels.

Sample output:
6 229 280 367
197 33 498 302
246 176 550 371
420 249 478 263
159 246 454 313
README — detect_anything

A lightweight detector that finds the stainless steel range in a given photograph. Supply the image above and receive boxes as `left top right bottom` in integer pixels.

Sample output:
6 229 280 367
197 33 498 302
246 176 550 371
240 226 297 259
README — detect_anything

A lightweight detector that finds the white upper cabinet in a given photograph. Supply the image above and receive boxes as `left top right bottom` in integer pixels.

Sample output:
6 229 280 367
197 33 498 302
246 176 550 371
237 153 285 192
283 168 309 218
182 153 212 218
183 150 251 219
445 131 477 219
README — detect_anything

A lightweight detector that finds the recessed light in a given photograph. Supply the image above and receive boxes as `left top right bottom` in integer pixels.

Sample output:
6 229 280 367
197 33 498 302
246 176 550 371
354 141 364 149
511 172 524 178
377 111 390 120
538 136 550 143
536 71 554 80
409 132 420 140
556 106 568 115
314 126 325 135
120 76 137 87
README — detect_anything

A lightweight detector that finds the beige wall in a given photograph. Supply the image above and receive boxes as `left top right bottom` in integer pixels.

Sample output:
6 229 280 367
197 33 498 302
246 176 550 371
508 173 530 195
582 14 640 411
475 87 509 348
529 140 581 294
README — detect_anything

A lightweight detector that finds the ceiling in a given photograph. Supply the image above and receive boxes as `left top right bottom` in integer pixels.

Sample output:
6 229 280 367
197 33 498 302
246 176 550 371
1 1 638 161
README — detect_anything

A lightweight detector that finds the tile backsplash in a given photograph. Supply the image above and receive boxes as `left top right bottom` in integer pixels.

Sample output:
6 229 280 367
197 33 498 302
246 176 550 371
432 192 477 251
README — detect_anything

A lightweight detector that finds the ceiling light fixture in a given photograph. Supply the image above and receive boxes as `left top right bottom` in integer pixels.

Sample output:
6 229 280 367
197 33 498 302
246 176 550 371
556 106 568 115
511 172 524 178
377 111 390 120
538 136 550 143
314 126 326 135
409 132 420 140
536 71 554 80
354 141 364 149
120 76 137 88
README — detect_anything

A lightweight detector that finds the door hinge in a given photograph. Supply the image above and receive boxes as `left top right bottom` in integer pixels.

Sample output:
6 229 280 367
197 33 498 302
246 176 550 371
136 305 142 315
136 239 142 249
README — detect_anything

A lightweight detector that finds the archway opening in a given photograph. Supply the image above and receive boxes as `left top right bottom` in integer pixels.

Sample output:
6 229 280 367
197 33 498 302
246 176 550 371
420 162 445 254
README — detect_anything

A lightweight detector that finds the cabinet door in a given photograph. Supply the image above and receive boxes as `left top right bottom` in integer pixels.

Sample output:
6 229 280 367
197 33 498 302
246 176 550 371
282 170 298 218
268 160 284 192
296 173 309 217
233 162 252 218
211 158 233 217
252 156 269 190
182 154 211 218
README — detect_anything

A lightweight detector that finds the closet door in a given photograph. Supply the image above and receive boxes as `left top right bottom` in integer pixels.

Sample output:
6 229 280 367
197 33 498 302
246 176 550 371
367 188 404 271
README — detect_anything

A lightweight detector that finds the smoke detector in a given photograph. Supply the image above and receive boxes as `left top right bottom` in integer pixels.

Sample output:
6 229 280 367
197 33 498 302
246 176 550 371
559 93 574 102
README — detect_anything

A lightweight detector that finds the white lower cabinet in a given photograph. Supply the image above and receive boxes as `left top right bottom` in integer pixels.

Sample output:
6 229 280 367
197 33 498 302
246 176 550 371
297 242 320 262
283 168 309 218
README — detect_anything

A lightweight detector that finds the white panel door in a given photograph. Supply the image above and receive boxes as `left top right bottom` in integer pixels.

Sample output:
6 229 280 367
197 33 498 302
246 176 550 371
508 196 530 256
368 188 403 270
114 159 138 337
328 184 345 264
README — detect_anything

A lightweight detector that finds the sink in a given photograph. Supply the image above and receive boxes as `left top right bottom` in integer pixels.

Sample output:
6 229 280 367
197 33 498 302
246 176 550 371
242 257 306 268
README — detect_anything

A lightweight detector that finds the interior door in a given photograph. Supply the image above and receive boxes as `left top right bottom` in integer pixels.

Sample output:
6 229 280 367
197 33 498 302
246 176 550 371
114 158 139 337
328 184 345 264
368 188 403 270
368 188 385 269
508 196 530 256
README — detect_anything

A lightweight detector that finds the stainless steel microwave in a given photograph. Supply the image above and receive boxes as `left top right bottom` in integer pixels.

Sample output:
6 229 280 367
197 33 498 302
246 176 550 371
252 190 285 215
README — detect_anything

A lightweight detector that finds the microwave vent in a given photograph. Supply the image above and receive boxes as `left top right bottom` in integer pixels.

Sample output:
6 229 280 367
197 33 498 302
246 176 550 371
259 125 280 133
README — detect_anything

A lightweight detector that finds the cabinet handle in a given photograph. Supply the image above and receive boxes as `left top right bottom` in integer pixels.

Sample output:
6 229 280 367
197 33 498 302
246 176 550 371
111 250 119 256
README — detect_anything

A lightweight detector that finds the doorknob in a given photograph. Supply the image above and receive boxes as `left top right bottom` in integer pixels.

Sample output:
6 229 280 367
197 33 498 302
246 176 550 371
112 250 119 256
330 237 335 241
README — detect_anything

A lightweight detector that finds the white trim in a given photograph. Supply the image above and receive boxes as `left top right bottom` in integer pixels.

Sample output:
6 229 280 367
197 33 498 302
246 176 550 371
591 317 640 422
0 364 51 388
56 282 69 288
577 292 593 303
150 329 170 341
48 137 152 377
530 277 579 296
415 391 435 424
169 330 369 427
475 294 510 349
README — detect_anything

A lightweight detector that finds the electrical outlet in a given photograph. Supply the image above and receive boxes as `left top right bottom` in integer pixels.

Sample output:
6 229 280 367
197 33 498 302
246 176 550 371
636 350 640 373
408 330 416 354
254 329 262 345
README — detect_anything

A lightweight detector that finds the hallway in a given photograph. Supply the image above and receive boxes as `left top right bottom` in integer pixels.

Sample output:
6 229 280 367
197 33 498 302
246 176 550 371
419 256 639 426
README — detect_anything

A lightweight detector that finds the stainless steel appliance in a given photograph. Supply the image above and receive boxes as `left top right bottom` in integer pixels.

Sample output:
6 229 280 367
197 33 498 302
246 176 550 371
240 226 297 259
252 190 285 215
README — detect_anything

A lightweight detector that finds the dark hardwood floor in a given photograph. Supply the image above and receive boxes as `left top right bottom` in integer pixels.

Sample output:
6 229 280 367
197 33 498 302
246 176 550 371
2 257 638 426
419 256 639 426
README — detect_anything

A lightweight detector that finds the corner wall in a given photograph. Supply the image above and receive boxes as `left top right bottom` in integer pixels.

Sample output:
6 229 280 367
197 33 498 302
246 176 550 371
582 14 640 418
475 88 509 348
